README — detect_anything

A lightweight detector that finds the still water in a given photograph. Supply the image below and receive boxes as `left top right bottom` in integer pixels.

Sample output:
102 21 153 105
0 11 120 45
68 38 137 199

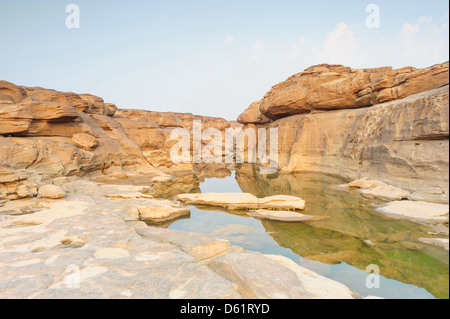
163 171 448 299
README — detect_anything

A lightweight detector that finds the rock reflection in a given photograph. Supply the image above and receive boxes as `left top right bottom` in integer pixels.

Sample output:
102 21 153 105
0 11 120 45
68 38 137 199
236 165 449 299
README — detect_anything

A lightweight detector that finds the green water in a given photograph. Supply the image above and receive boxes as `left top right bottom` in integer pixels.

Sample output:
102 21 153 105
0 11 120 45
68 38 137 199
161 169 449 299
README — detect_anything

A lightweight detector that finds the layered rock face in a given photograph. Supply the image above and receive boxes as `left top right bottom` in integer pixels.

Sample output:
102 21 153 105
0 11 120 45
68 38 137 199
0 81 232 183
113 109 232 175
271 86 449 197
239 62 448 122
237 62 449 202
0 81 153 177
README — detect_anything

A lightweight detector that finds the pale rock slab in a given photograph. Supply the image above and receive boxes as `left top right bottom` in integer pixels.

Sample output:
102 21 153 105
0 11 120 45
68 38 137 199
137 201 190 223
210 252 307 299
338 177 410 201
377 201 449 224
175 193 306 211
135 226 230 262
37 185 66 199
266 254 358 299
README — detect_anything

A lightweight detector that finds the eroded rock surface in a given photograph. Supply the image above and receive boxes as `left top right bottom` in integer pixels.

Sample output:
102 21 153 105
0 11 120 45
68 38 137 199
236 63 449 203
0 81 231 183
242 62 449 120
0 179 358 299
175 193 306 211
37 185 66 199
337 177 411 201
237 100 271 124
377 201 449 224
251 86 449 202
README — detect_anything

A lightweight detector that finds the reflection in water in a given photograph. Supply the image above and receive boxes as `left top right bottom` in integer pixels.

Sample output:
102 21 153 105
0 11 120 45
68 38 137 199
144 214 191 228
236 166 449 299
162 165 448 299
145 174 202 199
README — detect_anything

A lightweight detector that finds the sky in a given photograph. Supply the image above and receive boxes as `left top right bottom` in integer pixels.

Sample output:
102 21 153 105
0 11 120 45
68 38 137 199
0 0 449 120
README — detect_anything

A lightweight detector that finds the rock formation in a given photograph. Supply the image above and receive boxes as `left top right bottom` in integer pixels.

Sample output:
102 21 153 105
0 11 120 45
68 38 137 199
377 201 449 224
0 81 153 178
336 177 411 201
113 109 232 175
0 61 448 299
0 177 359 299
175 193 306 211
238 62 448 121
0 81 232 187
237 100 270 124
237 62 449 203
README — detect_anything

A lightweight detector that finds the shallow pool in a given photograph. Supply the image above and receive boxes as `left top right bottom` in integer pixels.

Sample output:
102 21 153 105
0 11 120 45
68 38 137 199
163 171 449 299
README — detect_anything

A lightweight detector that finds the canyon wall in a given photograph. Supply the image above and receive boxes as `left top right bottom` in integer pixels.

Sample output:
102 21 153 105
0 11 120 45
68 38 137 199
2 61 449 201
113 109 233 176
238 63 449 200
0 81 231 181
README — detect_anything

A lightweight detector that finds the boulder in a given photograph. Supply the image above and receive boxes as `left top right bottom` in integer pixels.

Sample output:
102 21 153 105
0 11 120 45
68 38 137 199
24 87 91 114
339 177 411 201
237 100 270 124
137 200 190 223
71 133 99 151
377 200 449 224
37 185 66 199
256 62 449 120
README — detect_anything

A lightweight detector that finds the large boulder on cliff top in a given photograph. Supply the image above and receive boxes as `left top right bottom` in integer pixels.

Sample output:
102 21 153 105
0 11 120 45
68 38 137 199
237 100 271 124
240 62 449 121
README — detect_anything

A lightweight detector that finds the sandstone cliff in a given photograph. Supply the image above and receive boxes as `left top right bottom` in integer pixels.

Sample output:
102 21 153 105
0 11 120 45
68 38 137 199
113 109 232 175
238 62 449 123
237 62 449 202
2 61 449 203
0 81 230 183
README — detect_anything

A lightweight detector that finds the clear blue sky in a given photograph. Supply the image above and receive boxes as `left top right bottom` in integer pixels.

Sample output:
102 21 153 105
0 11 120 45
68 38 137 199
1 0 448 119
